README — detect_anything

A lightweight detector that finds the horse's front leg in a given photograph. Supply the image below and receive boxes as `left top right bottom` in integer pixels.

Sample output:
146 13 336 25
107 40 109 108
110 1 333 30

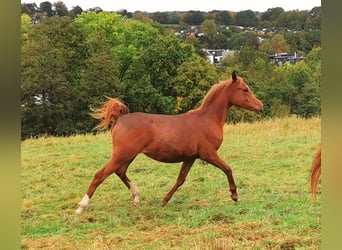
162 159 195 207
204 152 238 202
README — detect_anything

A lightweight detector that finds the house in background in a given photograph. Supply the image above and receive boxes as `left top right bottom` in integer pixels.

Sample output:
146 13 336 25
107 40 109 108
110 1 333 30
268 52 305 66
204 49 235 65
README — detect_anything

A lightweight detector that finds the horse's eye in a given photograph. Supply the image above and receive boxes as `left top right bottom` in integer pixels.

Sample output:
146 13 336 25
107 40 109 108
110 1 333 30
243 88 249 93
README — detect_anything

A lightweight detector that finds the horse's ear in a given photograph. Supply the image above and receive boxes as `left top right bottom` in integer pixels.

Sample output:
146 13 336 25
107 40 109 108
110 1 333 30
232 71 237 82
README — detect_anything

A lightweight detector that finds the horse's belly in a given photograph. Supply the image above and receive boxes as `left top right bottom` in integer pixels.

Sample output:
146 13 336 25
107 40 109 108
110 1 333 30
143 152 194 163
143 142 197 163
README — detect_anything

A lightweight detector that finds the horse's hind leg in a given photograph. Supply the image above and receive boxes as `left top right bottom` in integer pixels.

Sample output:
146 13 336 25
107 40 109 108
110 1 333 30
115 167 140 206
75 152 139 214
162 159 195 207
75 157 118 214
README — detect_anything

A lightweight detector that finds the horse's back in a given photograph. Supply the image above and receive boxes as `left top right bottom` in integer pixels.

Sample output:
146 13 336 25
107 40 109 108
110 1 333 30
116 112 190 130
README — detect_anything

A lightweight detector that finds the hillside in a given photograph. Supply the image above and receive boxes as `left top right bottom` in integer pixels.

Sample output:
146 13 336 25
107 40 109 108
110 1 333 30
21 116 321 249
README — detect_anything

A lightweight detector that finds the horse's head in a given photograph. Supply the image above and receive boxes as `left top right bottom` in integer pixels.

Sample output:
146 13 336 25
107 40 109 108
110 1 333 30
227 71 263 113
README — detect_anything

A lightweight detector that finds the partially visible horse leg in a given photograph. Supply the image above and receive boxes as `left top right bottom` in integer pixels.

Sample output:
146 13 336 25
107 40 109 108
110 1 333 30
204 152 238 202
311 146 321 203
115 167 140 206
162 159 195 207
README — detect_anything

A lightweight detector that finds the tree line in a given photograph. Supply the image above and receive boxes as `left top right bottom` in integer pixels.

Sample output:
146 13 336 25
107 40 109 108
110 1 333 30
21 9 320 140
21 2 320 30
22 2 321 54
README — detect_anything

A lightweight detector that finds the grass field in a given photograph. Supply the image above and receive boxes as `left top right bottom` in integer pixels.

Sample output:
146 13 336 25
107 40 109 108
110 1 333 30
21 116 321 249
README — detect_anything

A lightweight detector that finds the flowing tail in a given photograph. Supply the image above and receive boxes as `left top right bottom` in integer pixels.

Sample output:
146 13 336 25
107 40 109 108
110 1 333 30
310 145 321 202
90 97 129 130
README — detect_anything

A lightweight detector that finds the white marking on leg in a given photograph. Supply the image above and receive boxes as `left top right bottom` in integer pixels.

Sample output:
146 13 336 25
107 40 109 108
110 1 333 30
129 182 140 206
75 194 90 214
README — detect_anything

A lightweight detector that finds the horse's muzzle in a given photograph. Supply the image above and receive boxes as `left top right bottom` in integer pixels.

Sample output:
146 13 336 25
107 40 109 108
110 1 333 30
247 105 263 114
255 103 263 114
255 101 264 114
255 108 263 114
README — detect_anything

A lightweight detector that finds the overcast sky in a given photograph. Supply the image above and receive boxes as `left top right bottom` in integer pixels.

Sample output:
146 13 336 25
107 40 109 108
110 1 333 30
21 0 321 13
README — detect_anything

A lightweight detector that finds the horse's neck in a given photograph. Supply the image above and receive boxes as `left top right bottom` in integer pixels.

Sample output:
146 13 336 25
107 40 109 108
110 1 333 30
201 100 231 126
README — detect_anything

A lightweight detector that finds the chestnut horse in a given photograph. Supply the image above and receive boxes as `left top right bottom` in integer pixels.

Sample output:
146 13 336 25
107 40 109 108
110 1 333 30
76 71 263 214
310 144 321 202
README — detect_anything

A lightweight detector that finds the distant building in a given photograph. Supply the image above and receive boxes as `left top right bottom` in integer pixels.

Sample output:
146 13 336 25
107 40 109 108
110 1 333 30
268 52 305 66
204 49 235 65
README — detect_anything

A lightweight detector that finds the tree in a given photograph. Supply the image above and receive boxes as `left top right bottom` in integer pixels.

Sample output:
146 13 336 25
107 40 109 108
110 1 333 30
305 7 321 30
53 1 69 17
306 46 321 73
20 7 321 138
276 10 310 30
21 14 33 50
181 11 205 25
216 11 233 25
21 17 87 138
284 61 320 117
207 10 233 25
150 11 181 24
305 30 321 51
174 54 218 112
39 1 53 17
125 34 196 114
228 33 246 50
21 3 38 16
228 32 258 50
200 19 217 39
235 10 259 27
261 7 284 23
305 46 321 115
70 5 83 18
75 12 159 83
210 33 229 49
260 33 289 54
258 61 320 118
79 34 122 126
75 11 200 114
262 67 295 118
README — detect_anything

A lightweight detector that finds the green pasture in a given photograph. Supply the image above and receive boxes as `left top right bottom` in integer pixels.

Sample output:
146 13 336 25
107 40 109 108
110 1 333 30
21 116 321 249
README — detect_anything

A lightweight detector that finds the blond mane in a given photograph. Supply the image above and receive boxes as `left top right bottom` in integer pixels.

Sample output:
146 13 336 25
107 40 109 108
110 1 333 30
197 79 232 111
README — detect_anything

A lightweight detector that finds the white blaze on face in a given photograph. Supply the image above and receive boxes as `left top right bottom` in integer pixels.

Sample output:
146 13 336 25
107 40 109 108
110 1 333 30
75 194 90 214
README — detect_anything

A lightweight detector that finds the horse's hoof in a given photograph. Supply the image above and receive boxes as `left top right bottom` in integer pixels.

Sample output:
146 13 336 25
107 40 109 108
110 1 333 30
133 200 140 206
75 207 84 215
231 193 238 202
